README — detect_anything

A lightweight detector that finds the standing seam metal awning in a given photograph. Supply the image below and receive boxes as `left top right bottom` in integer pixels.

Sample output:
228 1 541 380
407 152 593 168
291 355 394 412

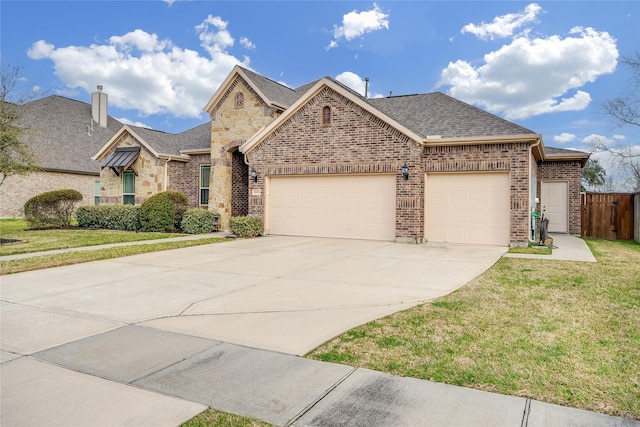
101 147 140 176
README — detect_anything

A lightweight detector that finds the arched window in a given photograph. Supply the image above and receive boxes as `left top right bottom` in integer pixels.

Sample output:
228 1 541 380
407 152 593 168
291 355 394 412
235 92 244 109
322 106 331 125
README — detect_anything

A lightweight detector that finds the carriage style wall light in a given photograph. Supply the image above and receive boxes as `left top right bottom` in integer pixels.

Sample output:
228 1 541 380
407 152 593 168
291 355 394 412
401 163 409 180
250 167 258 182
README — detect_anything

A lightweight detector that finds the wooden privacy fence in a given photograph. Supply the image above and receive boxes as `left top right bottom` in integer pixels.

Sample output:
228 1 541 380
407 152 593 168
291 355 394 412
581 192 636 240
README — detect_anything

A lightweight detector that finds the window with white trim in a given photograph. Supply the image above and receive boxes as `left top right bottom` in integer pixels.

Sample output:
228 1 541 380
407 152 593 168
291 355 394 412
94 180 100 205
200 165 211 205
123 171 135 205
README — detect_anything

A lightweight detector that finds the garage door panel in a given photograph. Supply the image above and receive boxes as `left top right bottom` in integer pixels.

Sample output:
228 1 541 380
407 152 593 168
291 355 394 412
269 175 396 241
426 173 510 246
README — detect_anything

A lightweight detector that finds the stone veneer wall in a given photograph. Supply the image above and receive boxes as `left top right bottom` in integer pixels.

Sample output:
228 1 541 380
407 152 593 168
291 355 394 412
245 86 533 244
99 134 165 205
537 160 583 235
168 154 211 208
0 171 97 217
208 76 280 228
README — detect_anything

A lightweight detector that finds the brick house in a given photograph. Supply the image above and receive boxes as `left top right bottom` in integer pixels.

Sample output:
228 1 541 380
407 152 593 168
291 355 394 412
95 65 588 246
209 66 589 246
92 123 210 208
0 89 124 217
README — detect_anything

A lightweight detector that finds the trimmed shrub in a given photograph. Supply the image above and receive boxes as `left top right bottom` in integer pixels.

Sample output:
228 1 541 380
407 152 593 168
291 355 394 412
181 208 218 234
24 189 83 228
76 205 140 231
138 191 188 232
229 215 263 238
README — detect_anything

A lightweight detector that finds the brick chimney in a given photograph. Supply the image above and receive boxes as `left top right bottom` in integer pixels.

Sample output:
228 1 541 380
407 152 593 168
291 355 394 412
91 85 108 127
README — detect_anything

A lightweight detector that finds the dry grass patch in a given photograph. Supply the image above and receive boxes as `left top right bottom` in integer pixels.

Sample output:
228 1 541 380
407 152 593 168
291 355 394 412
308 239 640 420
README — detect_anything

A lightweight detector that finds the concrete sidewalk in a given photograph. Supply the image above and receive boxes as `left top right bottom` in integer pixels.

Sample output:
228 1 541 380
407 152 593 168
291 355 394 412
2 325 636 426
0 231 231 261
502 233 597 262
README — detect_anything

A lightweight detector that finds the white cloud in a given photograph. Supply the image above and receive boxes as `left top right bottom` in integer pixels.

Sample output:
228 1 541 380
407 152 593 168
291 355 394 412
462 3 543 40
553 133 576 144
116 117 152 128
582 133 613 146
240 37 255 50
439 26 618 119
27 15 248 119
335 71 383 98
613 134 626 140
327 3 389 50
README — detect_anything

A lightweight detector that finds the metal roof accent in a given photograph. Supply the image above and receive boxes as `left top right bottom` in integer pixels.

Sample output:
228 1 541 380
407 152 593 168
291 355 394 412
101 147 140 176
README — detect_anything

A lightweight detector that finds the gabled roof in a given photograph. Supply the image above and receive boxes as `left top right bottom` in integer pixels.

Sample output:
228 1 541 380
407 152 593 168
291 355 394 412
204 65 302 113
16 95 122 174
367 92 536 139
93 122 210 161
240 77 425 154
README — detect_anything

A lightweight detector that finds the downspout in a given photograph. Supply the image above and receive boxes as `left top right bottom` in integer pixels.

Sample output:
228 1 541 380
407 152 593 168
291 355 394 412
164 157 172 191
529 138 542 243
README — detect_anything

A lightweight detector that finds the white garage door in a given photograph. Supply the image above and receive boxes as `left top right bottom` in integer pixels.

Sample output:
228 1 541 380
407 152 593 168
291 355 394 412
426 173 510 246
267 175 396 241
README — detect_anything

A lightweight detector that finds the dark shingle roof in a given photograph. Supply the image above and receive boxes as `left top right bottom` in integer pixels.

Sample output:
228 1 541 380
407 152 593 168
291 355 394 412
367 92 536 139
16 95 122 174
545 146 590 159
125 121 210 156
239 67 301 108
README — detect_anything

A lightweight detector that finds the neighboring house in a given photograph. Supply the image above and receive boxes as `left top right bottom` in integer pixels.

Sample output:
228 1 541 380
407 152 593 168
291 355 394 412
96 65 589 246
92 123 210 208
0 88 122 217
208 66 589 246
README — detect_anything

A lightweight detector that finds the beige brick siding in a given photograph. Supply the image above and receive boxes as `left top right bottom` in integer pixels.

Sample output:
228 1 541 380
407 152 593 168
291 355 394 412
246 86 532 244
537 160 583 235
0 171 97 218
168 154 211 208
98 134 165 205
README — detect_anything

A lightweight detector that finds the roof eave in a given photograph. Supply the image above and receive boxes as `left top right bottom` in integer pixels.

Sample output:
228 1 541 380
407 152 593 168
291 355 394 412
92 125 161 161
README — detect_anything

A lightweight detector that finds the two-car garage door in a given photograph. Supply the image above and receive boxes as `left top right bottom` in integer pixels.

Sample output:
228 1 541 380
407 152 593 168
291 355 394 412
425 173 510 246
267 175 396 241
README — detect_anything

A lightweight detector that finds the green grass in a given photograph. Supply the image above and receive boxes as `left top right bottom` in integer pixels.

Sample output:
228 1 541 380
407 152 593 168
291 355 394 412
0 218 185 256
181 409 272 427
308 239 640 420
507 245 553 255
0 218 225 274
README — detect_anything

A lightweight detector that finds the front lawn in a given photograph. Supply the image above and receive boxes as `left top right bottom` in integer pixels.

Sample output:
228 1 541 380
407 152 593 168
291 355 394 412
308 239 640 420
0 219 185 256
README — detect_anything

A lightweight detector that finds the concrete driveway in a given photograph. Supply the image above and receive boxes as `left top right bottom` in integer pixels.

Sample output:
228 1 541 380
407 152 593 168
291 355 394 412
1 236 505 357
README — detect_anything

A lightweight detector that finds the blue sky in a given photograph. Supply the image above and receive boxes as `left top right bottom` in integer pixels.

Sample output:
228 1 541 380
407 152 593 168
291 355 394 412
2 1 639 188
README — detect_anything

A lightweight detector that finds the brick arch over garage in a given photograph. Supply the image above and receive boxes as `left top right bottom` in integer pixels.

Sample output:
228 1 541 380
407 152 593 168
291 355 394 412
223 140 249 217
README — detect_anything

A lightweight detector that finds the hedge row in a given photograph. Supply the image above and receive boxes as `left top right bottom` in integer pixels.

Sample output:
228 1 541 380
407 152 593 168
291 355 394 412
76 205 140 231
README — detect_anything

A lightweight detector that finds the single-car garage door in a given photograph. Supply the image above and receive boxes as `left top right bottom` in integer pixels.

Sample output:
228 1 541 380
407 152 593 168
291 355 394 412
267 174 396 241
426 172 510 246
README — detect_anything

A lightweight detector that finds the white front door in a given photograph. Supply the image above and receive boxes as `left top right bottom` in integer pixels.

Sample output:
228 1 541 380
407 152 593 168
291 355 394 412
541 181 568 233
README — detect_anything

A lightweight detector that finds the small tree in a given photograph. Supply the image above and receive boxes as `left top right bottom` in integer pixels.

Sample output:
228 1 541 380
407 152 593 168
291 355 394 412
581 158 606 191
0 65 40 187
598 53 640 191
